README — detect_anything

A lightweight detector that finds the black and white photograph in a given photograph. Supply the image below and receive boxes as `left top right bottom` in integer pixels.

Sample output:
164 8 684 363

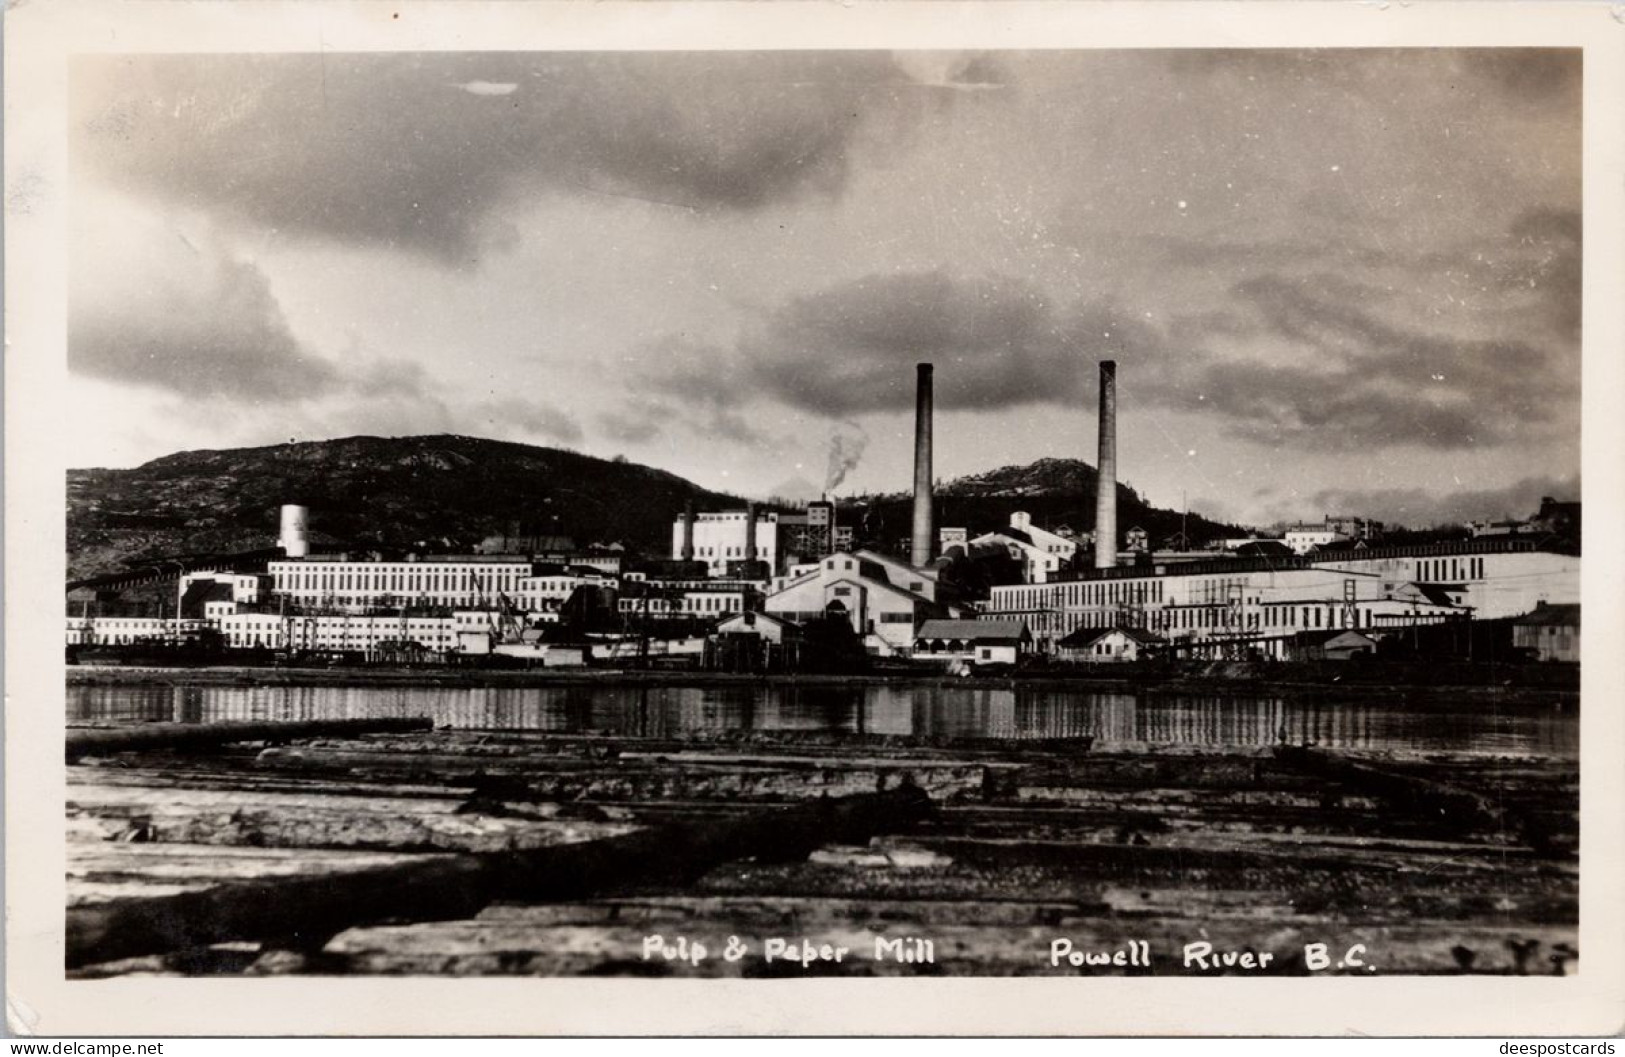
7 0 1624 1039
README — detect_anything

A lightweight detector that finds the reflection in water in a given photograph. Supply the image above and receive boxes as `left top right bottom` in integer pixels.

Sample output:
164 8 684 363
66 682 1577 757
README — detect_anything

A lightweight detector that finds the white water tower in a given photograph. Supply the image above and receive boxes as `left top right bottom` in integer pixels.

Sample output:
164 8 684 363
279 504 310 558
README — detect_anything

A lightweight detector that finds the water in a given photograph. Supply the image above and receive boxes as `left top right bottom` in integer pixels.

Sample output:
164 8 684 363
67 682 1578 758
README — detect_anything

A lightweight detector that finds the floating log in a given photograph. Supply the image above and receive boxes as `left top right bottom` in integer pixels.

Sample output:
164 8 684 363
66 718 434 761
1270 746 1521 844
65 785 932 969
66 784 637 855
253 744 987 800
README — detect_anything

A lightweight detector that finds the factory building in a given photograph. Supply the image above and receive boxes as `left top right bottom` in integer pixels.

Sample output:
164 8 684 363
213 612 469 653
672 508 779 577
1056 626 1167 664
1324 515 1384 541
912 619 1032 666
616 587 754 622
670 504 858 578
982 539 1579 658
763 550 963 656
1512 603 1581 663
1282 523 1346 555
510 569 619 622
66 616 197 646
266 555 539 610
967 512 1080 584
177 572 269 611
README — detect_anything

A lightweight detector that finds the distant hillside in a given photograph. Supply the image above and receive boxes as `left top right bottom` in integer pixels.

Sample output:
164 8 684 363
67 435 737 580
850 458 1243 552
67 440 1244 582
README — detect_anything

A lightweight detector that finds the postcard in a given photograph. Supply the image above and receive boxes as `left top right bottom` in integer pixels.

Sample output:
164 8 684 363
6 0 1623 1037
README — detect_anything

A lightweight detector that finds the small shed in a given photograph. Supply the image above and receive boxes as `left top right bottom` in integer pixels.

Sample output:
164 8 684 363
1057 626 1166 664
1512 603 1580 663
1285 629 1380 662
913 619 1031 665
714 610 802 645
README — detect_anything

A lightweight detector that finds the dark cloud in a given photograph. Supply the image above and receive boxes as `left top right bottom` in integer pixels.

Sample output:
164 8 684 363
1504 207 1581 341
597 409 662 445
69 227 582 445
1203 267 1577 449
476 397 582 444
282 385 581 447
70 245 339 400
1295 475 1579 529
730 270 1163 415
73 52 916 263
1161 48 1580 109
631 213 1577 458
1176 359 1496 452
614 372 780 449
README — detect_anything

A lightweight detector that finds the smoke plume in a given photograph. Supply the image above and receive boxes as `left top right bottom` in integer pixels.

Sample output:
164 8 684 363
824 426 869 494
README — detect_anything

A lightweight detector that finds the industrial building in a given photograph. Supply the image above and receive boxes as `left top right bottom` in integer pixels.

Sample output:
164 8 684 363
1055 625 1167 664
672 506 778 577
964 512 1080 584
1512 603 1581 663
912 619 1032 666
670 502 855 578
763 550 964 656
64 360 1581 671
981 538 1579 658
970 359 1581 660
1282 523 1346 555
263 555 537 610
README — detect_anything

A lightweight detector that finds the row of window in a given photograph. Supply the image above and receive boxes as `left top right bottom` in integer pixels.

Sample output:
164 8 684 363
1003 601 1439 642
616 595 745 614
273 565 529 595
996 578 1168 610
1418 557 1485 582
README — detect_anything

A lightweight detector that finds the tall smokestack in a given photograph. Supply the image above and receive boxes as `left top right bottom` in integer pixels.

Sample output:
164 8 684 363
911 363 935 567
680 500 695 561
1094 360 1118 569
744 503 758 568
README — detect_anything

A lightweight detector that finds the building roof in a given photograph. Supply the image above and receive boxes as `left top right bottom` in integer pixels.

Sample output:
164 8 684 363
1413 583 1464 607
179 580 234 608
715 611 801 635
1234 540 1294 558
1289 629 1379 647
1057 626 1167 647
916 619 1029 641
1513 603 1580 627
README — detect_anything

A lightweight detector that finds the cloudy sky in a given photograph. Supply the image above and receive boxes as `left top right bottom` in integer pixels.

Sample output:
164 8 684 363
68 48 1580 527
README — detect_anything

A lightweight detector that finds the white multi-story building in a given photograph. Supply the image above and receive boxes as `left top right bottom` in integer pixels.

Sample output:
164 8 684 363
764 550 959 656
1282 524 1346 555
211 610 515 653
177 572 268 607
66 617 200 646
266 556 537 610
981 540 1579 658
672 511 779 577
1010 512 1079 562
617 589 751 621
965 512 1081 584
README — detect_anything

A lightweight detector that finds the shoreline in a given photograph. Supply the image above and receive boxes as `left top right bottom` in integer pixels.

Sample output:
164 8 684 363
65 663 1579 708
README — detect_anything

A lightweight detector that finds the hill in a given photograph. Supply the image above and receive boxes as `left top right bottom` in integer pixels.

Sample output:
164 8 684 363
67 435 738 580
67 439 1244 582
849 458 1243 552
